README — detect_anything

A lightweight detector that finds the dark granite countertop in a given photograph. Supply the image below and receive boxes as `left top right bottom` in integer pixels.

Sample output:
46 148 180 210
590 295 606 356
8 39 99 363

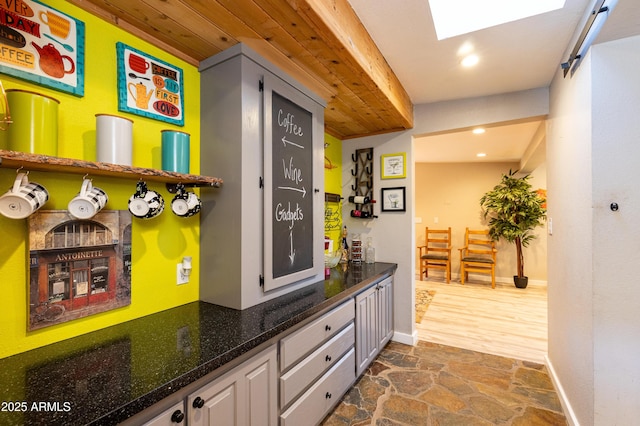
0 262 396 425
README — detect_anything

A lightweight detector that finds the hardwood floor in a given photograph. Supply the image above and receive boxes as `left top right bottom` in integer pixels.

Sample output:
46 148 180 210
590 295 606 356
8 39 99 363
415 277 548 363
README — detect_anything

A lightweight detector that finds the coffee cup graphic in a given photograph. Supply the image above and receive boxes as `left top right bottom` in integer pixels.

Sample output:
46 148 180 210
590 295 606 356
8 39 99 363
39 10 71 39
128 53 149 74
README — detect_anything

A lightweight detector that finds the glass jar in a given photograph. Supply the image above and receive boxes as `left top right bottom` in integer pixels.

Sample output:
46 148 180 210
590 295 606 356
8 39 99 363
365 237 375 264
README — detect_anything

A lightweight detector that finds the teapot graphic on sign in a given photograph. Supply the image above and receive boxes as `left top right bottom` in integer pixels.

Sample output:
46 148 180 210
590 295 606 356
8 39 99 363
128 82 153 109
31 42 75 79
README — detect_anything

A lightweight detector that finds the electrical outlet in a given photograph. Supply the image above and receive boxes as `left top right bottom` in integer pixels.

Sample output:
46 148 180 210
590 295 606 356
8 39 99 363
177 264 189 285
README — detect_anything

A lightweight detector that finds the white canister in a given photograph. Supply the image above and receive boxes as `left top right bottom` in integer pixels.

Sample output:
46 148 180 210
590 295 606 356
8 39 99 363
96 114 133 165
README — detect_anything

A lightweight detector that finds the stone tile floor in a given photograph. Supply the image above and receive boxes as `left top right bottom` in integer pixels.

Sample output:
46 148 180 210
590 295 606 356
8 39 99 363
322 341 567 426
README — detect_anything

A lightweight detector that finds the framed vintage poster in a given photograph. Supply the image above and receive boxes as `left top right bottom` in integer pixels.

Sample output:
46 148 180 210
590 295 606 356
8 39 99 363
381 187 406 212
381 152 406 179
28 210 132 330
116 42 184 126
0 0 85 96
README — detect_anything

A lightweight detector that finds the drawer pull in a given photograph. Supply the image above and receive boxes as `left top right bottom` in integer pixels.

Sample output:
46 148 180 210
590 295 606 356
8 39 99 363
325 355 332 362
325 392 332 399
193 396 205 409
325 325 331 331
171 410 185 423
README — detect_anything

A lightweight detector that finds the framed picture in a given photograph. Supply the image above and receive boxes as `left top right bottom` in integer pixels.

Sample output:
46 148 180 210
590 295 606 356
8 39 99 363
28 210 132 330
0 0 85 96
381 187 406 212
116 42 184 126
381 152 406 179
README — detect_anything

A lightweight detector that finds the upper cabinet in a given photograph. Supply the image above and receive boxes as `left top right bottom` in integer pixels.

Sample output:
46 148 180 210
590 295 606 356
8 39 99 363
199 44 325 310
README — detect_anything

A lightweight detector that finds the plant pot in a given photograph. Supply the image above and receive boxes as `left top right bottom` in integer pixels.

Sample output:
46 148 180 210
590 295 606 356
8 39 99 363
513 276 529 289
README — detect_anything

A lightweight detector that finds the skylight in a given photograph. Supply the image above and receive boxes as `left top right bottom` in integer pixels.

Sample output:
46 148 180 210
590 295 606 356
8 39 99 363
429 0 566 40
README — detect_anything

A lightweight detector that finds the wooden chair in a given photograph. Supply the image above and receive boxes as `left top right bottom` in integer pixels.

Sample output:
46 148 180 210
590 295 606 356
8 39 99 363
418 227 452 283
459 228 497 288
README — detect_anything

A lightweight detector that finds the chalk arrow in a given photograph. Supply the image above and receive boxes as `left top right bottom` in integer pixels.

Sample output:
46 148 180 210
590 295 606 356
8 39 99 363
289 230 296 264
282 136 304 149
277 186 306 198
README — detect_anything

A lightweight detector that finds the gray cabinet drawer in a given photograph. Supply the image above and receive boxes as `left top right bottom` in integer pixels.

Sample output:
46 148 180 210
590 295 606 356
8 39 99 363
280 349 355 426
280 322 354 407
280 301 354 370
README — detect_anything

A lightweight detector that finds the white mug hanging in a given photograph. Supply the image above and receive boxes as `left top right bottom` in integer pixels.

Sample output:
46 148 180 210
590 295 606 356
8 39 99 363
0 171 49 219
68 177 108 219
171 183 201 217
128 180 164 219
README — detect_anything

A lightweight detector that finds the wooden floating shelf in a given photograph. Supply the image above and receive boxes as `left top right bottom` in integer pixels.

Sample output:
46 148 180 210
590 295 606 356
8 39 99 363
0 150 223 188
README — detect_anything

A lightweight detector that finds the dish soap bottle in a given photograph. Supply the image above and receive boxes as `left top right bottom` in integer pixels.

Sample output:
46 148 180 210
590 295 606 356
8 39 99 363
365 237 375 264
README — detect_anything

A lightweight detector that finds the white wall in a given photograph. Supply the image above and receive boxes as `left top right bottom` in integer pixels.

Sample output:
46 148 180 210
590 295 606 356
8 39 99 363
547 34 640 425
343 88 549 345
547 43 595 426
591 36 640 423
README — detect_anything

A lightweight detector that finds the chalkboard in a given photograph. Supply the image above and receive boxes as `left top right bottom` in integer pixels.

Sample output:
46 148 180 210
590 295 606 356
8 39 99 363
271 92 314 279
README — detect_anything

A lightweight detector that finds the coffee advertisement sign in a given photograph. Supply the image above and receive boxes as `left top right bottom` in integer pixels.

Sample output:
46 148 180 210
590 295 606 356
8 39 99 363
0 0 85 96
116 42 184 126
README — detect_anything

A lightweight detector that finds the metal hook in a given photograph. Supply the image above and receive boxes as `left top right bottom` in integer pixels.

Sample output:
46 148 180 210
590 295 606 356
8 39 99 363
16 166 23 174
351 169 357 176
367 152 373 161
351 184 357 191
351 153 357 162
365 166 371 175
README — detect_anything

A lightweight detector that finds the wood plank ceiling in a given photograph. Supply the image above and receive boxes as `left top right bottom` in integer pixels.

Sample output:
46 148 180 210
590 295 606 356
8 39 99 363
69 0 414 139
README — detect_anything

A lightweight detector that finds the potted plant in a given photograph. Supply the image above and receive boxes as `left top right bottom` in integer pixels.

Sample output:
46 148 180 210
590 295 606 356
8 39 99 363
480 170 546 288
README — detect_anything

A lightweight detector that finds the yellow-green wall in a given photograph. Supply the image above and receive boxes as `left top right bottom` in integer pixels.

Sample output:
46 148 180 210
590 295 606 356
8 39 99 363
324 134 343 250
0 0 200 359
0 1 345 360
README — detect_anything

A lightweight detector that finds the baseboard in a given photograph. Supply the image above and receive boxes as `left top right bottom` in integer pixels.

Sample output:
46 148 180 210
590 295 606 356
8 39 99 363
415 270 547 287
392 329 417 346
545 354 580 426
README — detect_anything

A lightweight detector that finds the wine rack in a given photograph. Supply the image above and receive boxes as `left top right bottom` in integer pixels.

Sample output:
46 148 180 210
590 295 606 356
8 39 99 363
349 147 376 219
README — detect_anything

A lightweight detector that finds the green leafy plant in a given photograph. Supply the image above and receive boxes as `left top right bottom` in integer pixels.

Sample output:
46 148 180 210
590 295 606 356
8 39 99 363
480 170 546 279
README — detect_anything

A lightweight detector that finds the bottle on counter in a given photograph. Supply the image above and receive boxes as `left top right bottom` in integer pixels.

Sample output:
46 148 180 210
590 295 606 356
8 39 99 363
365 237 375 264
351 234 362 263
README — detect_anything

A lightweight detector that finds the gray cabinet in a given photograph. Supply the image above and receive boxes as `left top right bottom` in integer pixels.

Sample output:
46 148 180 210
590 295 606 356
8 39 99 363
355 276 394 376
199 43 326 310
188 344 277 426
279 300 355 425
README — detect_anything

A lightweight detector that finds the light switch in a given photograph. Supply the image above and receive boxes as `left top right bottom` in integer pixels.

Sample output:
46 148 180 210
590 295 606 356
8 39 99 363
548 218 553 235
434 217 439 224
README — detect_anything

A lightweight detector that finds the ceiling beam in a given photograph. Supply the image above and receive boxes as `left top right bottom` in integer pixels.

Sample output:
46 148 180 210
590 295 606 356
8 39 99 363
67 0 414 139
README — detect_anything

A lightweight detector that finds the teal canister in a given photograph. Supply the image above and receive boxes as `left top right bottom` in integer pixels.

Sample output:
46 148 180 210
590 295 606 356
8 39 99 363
161 130 190 174
5 89 59 156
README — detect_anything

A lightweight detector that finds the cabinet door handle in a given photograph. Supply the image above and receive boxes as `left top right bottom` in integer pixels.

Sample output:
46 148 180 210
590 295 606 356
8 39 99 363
325 355 332 362
193 396 205 409
171 409 185 423
325 392 332 399
325 324 331 331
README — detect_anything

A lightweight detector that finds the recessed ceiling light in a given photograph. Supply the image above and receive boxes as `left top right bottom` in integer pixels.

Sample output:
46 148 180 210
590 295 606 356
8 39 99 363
461 54 479 67
472 128 486 134
429 0 566 40
477 152 487 157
